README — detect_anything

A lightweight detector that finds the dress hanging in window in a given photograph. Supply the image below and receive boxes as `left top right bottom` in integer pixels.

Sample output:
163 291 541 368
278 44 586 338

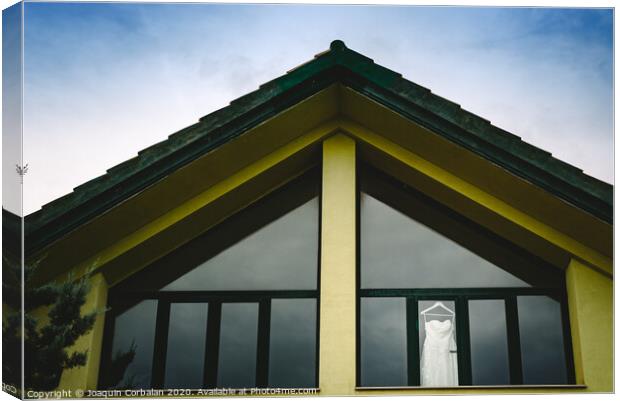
420 319 459 387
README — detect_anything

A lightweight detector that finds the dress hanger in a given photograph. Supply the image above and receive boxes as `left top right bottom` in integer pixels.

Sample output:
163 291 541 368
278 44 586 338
420 301 455 324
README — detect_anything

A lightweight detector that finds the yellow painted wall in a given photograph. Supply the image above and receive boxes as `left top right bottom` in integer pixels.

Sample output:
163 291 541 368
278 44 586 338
57 273 108 391
61 120 339 287
566 259 613 392
341 119 612 275
47 120 611 395
318 134 357 394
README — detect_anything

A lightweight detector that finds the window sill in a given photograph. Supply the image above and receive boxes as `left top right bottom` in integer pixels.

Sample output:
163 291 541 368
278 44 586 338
356 384 587 391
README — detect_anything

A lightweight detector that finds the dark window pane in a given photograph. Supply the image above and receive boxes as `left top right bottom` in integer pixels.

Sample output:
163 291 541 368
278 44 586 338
360 297 407 386
418 300 458 387
217 303 259 388
164 303 208 389
108 300 157 389
468 300 510 385
164 198 319 290
361 193 529 288
268 299 316 388
518 296 568 384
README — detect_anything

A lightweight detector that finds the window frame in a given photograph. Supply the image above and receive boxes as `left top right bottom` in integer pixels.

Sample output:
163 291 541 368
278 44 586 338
355 164 576 388
98 169 322 390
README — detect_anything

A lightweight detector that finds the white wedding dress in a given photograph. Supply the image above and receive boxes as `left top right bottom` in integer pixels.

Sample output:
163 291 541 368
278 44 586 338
420 319 458 387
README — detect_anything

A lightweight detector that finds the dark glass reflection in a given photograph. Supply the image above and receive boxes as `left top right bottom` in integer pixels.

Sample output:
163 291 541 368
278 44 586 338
164 198 319 291
361 193 529 288
360 298 407 386
217 303 259 388
108 300 157 389
518 296 568 384
268 299 316 388
469 300 510 385
164 303 208 389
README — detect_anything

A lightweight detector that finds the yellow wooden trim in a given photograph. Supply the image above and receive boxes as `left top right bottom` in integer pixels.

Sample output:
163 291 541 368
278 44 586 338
339 86 612 258
565 258 613 391
339 119 612 275
32 85 341 286
353 386 589 395
318 134 357 394
31 82 611 396
57 273 108 390
59 117 610 283
566 261 586 386
64 120 340 282
57 116 611 394
52 118 610 394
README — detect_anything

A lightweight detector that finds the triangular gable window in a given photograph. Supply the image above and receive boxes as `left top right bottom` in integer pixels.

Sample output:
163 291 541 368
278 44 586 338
164 196 318 291
358 165 572 387
361 193 529 288
100 170 320 390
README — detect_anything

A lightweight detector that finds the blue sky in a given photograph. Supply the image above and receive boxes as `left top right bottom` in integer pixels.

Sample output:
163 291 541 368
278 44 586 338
3 3 614 214
2 2 22 215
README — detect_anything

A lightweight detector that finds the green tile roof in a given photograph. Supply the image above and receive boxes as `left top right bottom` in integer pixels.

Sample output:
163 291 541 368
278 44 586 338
24 40 613 254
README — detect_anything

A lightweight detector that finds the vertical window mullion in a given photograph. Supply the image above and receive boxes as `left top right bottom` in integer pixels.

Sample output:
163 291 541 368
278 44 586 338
556 287 576 384
256 298 272 387
355 176 361 388
98 304 118 389
203 301 222 388
314 295 321 388
406 297 420 386
151 299 171 388
505 296 523 384
455 296 472 385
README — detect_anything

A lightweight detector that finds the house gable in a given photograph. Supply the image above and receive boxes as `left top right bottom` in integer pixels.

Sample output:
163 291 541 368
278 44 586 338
5 40 611 395
23 41 612 286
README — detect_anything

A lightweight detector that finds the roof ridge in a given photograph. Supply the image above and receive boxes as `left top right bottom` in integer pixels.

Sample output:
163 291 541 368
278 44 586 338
24 40 612 253
329 42 611 201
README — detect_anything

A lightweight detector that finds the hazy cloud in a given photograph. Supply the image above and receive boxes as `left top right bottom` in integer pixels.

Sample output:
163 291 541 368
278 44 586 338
15 4 613 214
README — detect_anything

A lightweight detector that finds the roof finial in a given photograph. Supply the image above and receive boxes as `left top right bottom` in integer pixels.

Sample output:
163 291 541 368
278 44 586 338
330 40 346 51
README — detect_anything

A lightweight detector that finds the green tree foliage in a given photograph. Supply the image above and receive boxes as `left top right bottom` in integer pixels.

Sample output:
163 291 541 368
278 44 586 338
2 255 96 392
99 341 137 389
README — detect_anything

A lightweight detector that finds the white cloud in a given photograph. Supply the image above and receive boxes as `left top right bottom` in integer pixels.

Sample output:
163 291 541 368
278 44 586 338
18 5 613 214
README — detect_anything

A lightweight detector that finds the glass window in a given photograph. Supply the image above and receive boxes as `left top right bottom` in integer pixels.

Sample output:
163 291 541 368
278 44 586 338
418 300 458 387
217 303 259 388
361 193 529 289
358 165 572 388
469 300 510 385
164 198 319 291
360 298 407 387
268 299 317 388
164 303 208 389
101 171 320 390
518 296 568 384
106 300 157 389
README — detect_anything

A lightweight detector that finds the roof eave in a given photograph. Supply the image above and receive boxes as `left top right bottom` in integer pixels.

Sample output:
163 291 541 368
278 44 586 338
22 40 613 256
